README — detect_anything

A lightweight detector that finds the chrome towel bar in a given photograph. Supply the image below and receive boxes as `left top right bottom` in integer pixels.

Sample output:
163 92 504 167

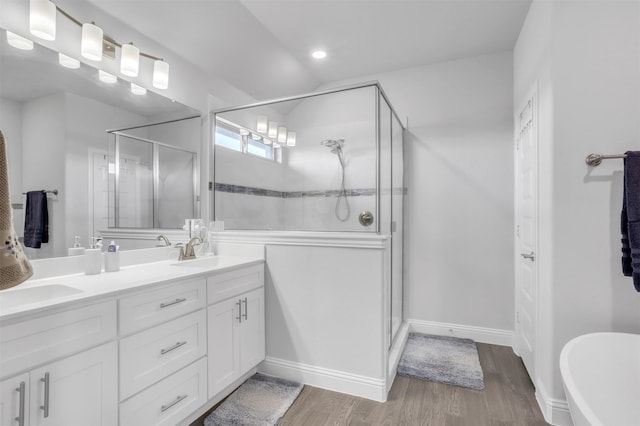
585 153 627 167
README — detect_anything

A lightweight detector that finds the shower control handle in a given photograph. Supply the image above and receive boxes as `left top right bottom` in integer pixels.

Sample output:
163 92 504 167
359 211 374 227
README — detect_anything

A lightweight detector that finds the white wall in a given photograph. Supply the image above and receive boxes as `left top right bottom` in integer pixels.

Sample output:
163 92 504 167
515 1 640 423
327 52 515 334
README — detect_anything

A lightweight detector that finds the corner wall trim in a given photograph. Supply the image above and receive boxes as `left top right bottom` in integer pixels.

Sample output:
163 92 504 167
535 379 573 426
258 357 387 402
407 319 514 347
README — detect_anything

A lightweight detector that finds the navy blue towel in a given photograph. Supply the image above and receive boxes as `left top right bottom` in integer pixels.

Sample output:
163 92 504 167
23 191 48 249
621 151 640 291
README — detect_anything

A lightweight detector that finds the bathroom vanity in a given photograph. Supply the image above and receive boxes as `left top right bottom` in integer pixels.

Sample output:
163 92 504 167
0 256 264 426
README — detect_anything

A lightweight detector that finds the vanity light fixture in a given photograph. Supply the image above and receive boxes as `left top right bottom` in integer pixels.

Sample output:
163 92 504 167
120 43 140 77
277 126 288 144
81 22 103 61
29 0 56 41
273 143 282 149
268 121 278 138
311 49 327 59
250 133 262 141
153 59 169 89
98 70 117 83
286 131 296 147
130 83 146 95
262 138 272 145
239 128 250 137
256 115 268 133
6 31 34 50
58 53 80 69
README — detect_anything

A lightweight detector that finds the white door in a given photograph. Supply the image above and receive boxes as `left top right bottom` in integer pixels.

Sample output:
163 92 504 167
29 342 117 426
207 299 240 398
515 93 538 379
239 288 265 372
0 372 30 426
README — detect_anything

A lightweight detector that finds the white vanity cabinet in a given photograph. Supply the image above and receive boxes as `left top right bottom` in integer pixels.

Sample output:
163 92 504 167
0 301 118 426
207 265 265 398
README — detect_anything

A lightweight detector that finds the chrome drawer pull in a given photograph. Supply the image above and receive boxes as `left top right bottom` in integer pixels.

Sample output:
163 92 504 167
15 381 25 426
242 297 248 320
161 394 188 412
40 372 50 418
160 298 187 308
160 341 187 355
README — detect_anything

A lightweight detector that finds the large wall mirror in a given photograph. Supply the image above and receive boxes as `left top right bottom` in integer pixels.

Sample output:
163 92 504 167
0 28 201 260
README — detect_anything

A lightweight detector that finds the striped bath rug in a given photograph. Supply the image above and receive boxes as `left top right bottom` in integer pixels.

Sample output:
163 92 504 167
204 373 303 426
398 332 485 390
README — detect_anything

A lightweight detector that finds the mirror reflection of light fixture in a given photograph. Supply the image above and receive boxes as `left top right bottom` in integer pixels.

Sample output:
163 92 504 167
152 59 169 89
268 121 278 138
98 70 117 83
6 31 34 50
263 138 272 145
81 22 103 61
277 126 287 143
130 83 146 95
251 133 262 141
120 43 139 77
256 115 268 133
287 131 296 147
29 0 56 41
58 53 80 69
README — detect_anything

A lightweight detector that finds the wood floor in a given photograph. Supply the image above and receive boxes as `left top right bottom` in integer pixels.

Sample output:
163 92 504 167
278 343 550 426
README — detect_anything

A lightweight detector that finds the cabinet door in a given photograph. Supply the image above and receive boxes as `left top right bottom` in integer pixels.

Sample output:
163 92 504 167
239 287 265 373
0 373 30 426
29 342 117 426
207 298 240 399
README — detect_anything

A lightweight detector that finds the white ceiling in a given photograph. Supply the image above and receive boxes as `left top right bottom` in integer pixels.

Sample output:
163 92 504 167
86 0 531 101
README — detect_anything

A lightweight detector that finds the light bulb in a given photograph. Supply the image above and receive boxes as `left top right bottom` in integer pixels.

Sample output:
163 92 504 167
130 83 146 95
6 32 33 50
311 50 327 59
30 0 56 41
81 23 103 61
121 43 140 77
268 121 278 138
58 53 80 69
287 132 296 147
277 126 287 143
152 59 169 89
256 115 268 133
99 70 117 83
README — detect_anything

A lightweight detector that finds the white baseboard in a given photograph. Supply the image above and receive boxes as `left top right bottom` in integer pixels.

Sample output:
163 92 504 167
535 380 573 426
258 356 387 402
407 319 514 347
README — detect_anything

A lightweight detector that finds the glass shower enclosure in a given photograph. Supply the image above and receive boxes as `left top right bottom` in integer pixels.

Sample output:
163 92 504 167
212 81 405 343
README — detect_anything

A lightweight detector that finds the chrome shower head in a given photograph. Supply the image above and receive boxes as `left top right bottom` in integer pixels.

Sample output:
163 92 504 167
321 138 345 154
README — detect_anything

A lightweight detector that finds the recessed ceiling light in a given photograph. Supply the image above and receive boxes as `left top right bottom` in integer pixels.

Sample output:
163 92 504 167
311 49 327 60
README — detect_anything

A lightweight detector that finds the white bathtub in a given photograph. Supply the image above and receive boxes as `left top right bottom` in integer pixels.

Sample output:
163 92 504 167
560 332 640 426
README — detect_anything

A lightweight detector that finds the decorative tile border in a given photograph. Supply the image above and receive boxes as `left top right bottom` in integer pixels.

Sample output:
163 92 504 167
214 183 378 198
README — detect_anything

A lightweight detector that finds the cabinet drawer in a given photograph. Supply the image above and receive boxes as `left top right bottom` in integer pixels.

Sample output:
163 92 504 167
120 310 206 400
0 301 116 379
119 278 206 336
119 358 207 426
207 264 264 305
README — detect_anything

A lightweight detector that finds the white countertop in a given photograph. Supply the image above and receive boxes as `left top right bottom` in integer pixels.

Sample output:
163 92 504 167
0 256 264 322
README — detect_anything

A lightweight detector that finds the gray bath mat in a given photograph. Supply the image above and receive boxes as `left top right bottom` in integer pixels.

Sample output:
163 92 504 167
398 332 485 390
204 373 303 426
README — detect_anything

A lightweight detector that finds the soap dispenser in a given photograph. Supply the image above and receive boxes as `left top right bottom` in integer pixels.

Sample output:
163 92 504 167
84 237 103 275
68 236 85 256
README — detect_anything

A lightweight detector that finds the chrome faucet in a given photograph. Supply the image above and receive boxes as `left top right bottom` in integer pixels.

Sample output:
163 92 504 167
179 237 202 261
156 234 171 247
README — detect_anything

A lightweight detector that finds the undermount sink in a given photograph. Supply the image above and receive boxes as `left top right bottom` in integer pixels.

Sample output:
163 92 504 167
170 256 225 268
560 332 640 426
0 284 82 311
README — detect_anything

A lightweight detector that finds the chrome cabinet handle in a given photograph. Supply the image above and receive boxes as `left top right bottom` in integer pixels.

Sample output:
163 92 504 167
242 297 248 320
40 372 50 418
160 298 187 308
15 381 25 426
160 341 187 355
161 394 188 412
236 300 242 323
520 252 535 261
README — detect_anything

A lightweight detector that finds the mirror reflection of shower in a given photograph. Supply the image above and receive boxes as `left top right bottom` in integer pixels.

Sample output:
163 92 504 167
321 138 350 221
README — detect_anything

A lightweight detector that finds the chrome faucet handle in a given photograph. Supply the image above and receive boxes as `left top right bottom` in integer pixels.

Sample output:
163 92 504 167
156 234 171 247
